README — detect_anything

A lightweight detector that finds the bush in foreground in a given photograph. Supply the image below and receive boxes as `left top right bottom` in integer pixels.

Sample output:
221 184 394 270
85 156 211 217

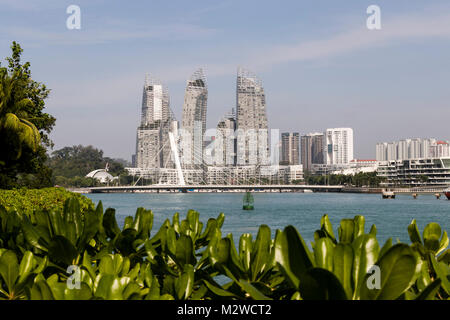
0 187 94 216
0 197 448 300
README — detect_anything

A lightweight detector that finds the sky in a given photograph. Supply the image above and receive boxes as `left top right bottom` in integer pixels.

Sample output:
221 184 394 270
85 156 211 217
1 0 450 161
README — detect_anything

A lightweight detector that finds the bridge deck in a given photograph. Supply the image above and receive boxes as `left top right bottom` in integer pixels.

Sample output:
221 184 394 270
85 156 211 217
89 185 344 193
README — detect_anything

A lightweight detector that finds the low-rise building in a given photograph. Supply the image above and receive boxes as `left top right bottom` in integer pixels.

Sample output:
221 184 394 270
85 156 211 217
377 157 450 187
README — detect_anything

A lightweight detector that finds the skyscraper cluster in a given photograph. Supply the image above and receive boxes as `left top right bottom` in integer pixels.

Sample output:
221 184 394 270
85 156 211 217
281 128 354 173
131 67 282 184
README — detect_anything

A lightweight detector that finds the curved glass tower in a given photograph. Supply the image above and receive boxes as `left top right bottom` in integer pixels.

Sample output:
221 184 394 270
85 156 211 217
236 67 269 166
135 75 174 169
181 68 208 168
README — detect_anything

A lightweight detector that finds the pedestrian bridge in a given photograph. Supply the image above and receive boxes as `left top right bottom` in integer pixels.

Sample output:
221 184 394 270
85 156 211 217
89 184 344 193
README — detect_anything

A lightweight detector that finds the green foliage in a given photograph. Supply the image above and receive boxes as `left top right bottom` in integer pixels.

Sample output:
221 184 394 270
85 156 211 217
305 171 385 187
47 144 129 187
0 188 94 217
0 197 448 300
0 42 55 189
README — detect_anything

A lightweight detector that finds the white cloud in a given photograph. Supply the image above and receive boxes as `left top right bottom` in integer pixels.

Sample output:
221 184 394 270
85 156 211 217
3 23 217 46
247 12 450 70
142 11 450 80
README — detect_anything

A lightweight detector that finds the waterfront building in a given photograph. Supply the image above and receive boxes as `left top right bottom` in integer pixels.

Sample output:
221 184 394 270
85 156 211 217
236 67 269 166
300 133 324 172
377 157 450 187
135 76 175 169
281 132 299 165
180 69 208 168
324 128 354 165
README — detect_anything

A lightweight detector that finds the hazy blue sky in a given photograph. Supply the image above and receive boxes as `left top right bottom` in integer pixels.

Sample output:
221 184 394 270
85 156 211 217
1 0 449 161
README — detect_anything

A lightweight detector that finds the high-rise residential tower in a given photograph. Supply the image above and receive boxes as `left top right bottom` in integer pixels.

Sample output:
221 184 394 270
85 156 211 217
235 67 269 166
300 133 324 172
135 75 174 169
281 132 299 165
324 128 354 165
181 69 208 168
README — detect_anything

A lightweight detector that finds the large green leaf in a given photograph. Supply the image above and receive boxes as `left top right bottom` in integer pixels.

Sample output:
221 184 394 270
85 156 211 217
95 274 124 300
320 214 336 242
21 217 48 252
359 244 419 300
313 237 334 272
63 282 93 300
437 231 449 256
48 235 78 266
299 268 347 300
353 215 365 239
115 228 138 256
203 280 237 298
415 278 442 300
250 224 272 281
423 223 442 253
175 235 196 267
103 208 120 239
175 264 194 300
274 225 314 289
238 280 272 300
338 219 354 244
17 251 36 284
352 234 380 299
63 197 82 243
30 280 54 300
429 254 450 295
99 254 124 276
332 243 354 298
239 233 252 272
0 250 19 294
407 219 422 245
133 207 153 240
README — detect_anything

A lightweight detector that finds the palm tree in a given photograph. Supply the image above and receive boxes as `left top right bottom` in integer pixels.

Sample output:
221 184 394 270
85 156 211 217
0 68 41 163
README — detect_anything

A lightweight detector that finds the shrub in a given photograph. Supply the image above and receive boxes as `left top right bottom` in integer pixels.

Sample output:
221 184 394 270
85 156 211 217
0 196 448 300
0 187 94 216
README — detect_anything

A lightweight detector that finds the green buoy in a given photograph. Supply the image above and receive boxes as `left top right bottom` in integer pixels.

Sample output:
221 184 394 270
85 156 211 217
243 191 254 210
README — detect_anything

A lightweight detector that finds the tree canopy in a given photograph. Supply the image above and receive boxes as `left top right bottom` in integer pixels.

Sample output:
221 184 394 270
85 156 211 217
47 145 127 187
0 42 55 188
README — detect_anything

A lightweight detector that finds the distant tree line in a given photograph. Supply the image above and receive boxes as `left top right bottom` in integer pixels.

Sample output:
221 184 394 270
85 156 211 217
304 171 385 187
48 145 131 188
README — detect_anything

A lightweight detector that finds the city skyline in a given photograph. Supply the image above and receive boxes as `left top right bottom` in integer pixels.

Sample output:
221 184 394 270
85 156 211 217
1 1 450 161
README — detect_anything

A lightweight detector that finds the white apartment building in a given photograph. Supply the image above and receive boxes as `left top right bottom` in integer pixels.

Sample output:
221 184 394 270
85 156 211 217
324 128 354 165
376 138 449 161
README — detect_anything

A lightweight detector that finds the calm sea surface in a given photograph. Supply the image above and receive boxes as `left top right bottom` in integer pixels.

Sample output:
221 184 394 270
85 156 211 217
86 192 449 246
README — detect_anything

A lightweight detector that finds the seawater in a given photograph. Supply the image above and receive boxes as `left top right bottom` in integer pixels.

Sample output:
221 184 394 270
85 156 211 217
86 192 449 246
